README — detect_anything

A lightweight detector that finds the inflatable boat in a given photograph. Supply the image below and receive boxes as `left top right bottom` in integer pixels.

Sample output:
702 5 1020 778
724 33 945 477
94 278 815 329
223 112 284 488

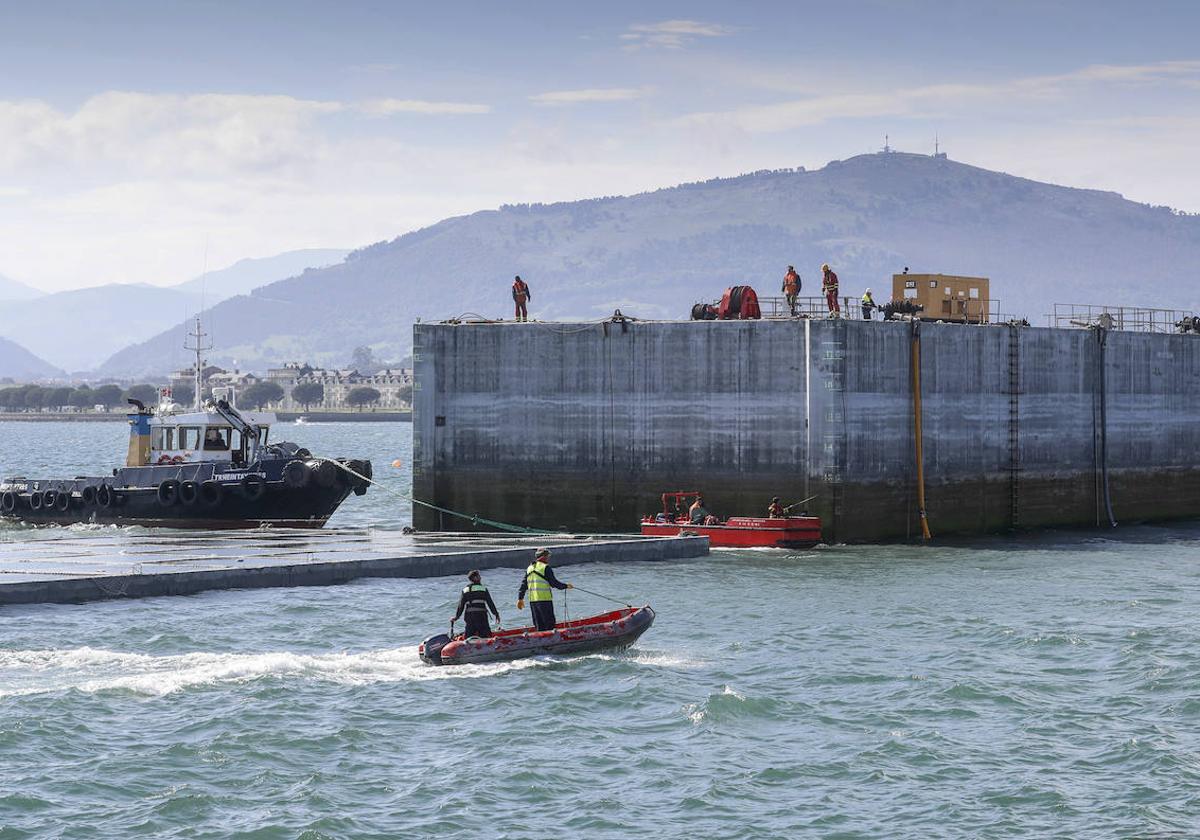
640 490 822 548
419 605 655 666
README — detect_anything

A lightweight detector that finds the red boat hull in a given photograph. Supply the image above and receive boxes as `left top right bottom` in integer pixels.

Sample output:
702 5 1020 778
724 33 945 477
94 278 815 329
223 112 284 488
419 605 655 666
640 516 822 548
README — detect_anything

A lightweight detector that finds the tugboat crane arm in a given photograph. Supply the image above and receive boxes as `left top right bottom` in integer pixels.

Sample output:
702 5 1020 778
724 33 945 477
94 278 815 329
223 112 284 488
211 398 262 459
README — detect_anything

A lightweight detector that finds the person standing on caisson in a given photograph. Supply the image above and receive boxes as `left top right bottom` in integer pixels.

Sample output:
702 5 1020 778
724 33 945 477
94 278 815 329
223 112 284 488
512 274 532 322
516 547 572 631
821 263 840 317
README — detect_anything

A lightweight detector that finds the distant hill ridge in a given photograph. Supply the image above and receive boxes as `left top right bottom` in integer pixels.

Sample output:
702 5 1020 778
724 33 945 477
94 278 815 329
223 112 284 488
1 249 350 373
0 335 64 380
98 151 1200 377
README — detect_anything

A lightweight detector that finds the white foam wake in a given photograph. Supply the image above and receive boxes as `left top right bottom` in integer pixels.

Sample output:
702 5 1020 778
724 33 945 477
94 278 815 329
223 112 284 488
0 645 542 697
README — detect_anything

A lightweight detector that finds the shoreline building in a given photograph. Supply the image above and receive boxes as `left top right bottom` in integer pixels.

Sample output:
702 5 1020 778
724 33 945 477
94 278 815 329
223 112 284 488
266 363 413 411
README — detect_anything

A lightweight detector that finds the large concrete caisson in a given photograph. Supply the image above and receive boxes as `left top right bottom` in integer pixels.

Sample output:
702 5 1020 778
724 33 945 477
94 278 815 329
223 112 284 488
412 319 1200 542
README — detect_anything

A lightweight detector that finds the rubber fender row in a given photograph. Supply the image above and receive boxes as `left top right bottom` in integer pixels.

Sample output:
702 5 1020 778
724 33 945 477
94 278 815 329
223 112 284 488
1 486 109 513
155 479 227 508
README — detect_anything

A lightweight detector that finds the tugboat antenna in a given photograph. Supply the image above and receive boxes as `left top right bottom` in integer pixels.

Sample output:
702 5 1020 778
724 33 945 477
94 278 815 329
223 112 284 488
184 315 212 412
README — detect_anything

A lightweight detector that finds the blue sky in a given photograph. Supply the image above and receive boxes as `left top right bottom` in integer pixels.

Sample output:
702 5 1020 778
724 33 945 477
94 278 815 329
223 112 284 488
1 0 1197 291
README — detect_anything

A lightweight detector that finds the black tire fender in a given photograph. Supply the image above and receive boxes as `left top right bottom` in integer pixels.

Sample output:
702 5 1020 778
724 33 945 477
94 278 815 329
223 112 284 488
240 473 266 501
55 491 71 512
306 459 338 489
157 480 181 507
29 491 43 511
81 485 97 506
199 481 223 508
282 460 310 489
96 484 114 509
0 491 15 513
179 480 200 505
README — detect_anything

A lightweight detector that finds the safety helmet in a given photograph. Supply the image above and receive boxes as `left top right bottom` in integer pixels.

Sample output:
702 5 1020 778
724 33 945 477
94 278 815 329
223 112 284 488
821 263 830 272
535 547 550 559
865 288 872 294
468 569 481 582
772 496 780 503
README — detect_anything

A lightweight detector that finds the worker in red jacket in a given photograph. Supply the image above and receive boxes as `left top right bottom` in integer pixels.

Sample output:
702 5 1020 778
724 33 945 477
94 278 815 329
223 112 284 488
821 263 840 317
782 266 801 316
512 275 531 322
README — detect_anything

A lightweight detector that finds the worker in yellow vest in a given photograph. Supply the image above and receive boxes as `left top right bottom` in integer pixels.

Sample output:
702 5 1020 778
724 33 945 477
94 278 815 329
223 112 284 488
516 547 573 631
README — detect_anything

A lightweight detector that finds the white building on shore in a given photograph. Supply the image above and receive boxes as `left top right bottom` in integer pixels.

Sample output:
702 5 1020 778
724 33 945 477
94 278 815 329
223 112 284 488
265 363 413 411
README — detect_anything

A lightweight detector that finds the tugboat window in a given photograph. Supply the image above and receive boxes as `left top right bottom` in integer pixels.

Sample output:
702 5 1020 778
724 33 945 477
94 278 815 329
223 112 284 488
179 427 202 450
203 427 231 451
257 425 269 444
154 427 174 450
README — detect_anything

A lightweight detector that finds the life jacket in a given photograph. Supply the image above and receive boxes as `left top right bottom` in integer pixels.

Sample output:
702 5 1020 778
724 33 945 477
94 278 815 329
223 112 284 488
768 503 784 517
525 561 553 602
462 582 490 614
862 293 874 306
783 271 799 295
512 279 529 302
823 271 838 292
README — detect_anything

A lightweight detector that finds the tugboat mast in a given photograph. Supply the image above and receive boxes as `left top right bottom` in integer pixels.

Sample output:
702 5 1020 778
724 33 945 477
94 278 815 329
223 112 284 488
184 315 212 411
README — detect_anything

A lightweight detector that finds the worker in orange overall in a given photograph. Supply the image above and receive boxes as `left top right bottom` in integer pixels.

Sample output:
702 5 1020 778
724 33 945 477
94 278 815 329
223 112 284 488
782 265 801 316
767 497 785 518
821 263 840 317
512 275 532 322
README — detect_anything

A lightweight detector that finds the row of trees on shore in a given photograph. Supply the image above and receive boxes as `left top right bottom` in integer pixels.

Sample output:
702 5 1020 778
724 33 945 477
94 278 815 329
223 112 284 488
0 383 175 412
0 382 394 412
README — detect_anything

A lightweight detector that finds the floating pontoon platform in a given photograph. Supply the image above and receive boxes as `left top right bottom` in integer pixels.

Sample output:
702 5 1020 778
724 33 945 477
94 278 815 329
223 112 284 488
0 529 708 606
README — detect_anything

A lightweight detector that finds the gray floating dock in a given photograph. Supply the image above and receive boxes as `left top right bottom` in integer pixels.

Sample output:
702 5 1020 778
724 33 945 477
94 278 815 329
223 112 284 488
0 529 709 606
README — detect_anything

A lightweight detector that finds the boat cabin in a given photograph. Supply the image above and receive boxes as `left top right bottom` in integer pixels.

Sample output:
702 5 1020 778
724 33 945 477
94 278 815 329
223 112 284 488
146 410 274 466
125 387 277 468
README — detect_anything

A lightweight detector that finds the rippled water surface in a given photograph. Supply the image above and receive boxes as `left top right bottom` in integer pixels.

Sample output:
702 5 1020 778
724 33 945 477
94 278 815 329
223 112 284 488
3 421 1200 838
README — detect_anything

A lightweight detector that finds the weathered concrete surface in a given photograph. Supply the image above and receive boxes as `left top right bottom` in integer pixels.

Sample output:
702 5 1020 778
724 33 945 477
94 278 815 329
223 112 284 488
412 319 1200 541
0 532 707 606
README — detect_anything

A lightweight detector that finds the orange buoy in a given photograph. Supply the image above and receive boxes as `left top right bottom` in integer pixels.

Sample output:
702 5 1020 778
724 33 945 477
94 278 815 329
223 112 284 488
391 459 403 468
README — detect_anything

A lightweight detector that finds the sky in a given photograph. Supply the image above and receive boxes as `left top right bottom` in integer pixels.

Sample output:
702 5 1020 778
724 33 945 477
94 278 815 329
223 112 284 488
1 0 1198 292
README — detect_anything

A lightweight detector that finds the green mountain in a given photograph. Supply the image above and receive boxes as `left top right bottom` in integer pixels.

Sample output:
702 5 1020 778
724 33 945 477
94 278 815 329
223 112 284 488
98 152 1200 377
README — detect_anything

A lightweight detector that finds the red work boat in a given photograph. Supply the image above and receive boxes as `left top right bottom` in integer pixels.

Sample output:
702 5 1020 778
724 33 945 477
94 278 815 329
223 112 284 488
639 490 822 548
418 605 655 666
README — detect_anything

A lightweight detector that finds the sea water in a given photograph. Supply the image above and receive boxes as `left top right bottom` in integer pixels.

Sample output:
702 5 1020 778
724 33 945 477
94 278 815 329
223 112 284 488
2 421 1199 838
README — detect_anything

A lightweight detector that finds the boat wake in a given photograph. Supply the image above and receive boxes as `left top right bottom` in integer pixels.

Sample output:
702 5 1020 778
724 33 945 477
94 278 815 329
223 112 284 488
0 645 547 697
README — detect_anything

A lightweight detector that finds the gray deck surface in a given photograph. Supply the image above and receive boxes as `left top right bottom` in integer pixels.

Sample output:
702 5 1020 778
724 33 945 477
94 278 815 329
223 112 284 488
0 528 708 605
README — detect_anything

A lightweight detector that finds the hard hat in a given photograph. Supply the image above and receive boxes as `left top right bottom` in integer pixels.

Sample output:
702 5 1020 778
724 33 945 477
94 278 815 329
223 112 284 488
865 288 872 294
821 263 830 272
772 496 780 503
535 547 550 558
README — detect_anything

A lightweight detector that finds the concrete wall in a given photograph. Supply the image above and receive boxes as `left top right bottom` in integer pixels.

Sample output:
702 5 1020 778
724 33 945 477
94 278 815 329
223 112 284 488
412 320 1200 541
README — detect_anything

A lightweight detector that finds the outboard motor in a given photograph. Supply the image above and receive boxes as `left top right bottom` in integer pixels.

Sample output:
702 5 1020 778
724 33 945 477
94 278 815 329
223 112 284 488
419 633 452 665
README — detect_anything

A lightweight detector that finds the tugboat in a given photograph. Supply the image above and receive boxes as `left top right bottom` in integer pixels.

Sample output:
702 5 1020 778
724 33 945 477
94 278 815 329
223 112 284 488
640 491 822 548
0 319 372 529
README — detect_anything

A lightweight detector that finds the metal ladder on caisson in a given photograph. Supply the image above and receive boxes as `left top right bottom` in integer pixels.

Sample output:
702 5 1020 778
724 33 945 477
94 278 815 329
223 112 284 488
1008 324 1021 530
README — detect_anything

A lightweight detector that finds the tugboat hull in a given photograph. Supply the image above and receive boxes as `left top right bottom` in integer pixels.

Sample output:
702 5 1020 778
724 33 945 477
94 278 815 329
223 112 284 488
0 458 372 530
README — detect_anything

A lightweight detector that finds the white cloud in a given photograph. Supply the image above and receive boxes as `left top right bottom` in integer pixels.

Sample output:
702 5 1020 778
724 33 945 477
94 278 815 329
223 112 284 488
620 19 735 50
357 98 491 116
672 60 1200 134
529 88 646 106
